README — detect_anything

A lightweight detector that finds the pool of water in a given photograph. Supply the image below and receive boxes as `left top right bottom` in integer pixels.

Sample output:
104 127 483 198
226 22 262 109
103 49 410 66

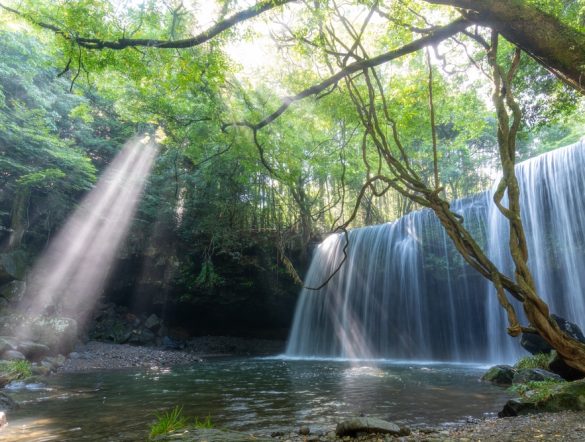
1 357 510 441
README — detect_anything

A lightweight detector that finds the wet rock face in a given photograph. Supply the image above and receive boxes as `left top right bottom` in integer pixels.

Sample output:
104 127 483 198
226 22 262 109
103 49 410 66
481 365 516 386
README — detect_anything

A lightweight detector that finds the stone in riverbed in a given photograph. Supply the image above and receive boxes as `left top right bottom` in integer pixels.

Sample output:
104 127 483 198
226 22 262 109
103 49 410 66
481 365 516 386
513 368 563 384
298 425 310 435
335 417 401 437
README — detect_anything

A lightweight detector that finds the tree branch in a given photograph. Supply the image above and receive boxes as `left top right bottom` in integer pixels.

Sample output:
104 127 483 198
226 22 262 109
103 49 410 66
0 0 295 50
224 18 470 132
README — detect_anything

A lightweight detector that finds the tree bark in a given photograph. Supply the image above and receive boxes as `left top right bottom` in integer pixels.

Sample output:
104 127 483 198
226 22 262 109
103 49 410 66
425 0 585 94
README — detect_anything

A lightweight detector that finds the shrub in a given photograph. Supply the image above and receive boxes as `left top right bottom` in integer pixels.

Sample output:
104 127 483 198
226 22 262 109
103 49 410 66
149 406 188 439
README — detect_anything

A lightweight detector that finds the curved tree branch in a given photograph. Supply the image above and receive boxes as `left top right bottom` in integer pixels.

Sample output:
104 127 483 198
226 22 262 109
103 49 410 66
0 0 295 50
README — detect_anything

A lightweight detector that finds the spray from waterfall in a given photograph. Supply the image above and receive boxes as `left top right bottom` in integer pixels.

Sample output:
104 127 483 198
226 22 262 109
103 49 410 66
17 136 158 338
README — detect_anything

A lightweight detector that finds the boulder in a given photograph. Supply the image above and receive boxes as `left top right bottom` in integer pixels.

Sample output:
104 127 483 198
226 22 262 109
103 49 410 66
0 336 17 354
548 351 585 381
481 365 516 386
521 314 585 355
0 392 17 412
500 379 585 416
128 328 156 345
27 317 78 354
0 252 27 285
144 313 161 331
538 378 585 412
162 335 183 350
335 417 401 437
513 368 563 384
1 350 26 361
499 398 537 417
0 411 5 428
17 341 51 361
0 280 26 305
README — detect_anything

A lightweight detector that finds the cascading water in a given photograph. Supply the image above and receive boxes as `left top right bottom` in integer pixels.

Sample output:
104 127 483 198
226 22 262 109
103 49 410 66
286 139 585 363
16 136 158 338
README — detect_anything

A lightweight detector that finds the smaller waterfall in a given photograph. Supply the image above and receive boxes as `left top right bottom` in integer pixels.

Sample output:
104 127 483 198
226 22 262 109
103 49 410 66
17 136 157 334
286 139 585 363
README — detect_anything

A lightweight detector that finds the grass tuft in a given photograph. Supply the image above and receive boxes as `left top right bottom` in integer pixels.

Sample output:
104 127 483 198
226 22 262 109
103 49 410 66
514 353 550 370
149 405 188 439
0 360 32 379
194 415 213 429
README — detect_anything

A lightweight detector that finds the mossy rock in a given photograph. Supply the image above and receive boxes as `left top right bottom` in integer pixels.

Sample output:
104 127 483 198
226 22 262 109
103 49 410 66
539 379 585 412
482 365 516 386
513 368 563 384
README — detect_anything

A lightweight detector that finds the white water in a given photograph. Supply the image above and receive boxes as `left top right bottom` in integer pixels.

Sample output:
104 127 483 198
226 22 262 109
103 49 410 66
287 140 585 363
17 136 157 332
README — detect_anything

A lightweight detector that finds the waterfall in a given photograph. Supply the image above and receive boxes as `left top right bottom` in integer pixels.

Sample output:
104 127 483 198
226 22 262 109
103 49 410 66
286 139 585 363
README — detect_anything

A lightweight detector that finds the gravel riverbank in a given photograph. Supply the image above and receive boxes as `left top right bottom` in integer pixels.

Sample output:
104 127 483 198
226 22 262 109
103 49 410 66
57 337 285 372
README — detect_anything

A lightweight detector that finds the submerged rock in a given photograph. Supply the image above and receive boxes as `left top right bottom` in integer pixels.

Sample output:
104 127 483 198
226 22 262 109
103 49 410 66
513 368 563 384
481 365 516 386
335 417 401 437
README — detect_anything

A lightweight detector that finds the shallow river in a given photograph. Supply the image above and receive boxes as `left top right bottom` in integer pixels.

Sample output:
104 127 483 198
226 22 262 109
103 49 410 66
2 357 510 441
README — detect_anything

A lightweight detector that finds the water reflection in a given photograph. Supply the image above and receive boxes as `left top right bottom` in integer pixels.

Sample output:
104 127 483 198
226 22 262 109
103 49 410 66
2 358 510 441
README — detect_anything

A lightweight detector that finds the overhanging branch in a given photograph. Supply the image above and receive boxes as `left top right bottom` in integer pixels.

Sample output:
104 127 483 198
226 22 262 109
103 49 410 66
0 0 295 50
